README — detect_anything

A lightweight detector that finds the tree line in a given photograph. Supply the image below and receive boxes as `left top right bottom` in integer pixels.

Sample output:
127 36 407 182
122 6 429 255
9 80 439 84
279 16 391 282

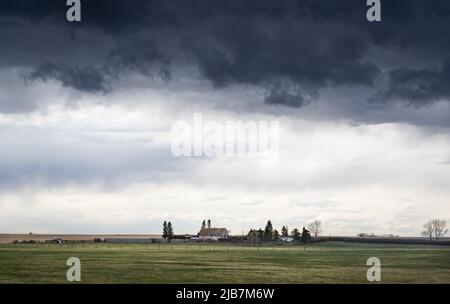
161 218 447 241
422 219 448 241
247 220 323 243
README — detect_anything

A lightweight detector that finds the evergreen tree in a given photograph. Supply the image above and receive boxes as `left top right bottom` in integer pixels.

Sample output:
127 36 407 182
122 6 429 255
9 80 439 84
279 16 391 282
167 222 174 240
207 219 211 229
257 228 264 240
291 228 300 240
281 226 289 237
201 220 206 230
162 221 168 239
264 220 274 240
301 227 311 243
273 229 280 239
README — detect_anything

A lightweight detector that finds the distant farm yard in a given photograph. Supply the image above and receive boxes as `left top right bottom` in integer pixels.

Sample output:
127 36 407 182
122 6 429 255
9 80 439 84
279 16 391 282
0 242 449 284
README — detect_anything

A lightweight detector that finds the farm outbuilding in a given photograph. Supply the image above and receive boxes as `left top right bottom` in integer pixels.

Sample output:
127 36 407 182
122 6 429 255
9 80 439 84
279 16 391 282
198 228 229 241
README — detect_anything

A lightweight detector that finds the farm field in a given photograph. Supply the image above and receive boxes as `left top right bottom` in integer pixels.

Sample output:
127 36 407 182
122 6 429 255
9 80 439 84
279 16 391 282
0 242 449 284
0 234 161 244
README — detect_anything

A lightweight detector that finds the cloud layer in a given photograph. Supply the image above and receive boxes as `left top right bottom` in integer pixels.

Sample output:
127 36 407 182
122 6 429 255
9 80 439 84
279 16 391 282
2 0 450 113
1 1 450 235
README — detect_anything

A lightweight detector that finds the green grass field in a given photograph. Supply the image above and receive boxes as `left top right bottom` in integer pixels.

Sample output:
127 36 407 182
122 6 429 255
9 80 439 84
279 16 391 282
0 242 449 284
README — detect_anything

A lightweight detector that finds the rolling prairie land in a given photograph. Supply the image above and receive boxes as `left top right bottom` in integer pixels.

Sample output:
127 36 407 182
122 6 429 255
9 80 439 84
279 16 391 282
0 242 449 284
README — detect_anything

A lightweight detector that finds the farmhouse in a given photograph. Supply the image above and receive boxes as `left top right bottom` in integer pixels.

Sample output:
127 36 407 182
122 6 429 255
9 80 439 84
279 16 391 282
279 236 294 242
198 228 229 241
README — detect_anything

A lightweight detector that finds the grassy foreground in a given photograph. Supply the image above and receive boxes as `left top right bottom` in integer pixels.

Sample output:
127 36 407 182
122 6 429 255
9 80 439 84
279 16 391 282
0 242 449 284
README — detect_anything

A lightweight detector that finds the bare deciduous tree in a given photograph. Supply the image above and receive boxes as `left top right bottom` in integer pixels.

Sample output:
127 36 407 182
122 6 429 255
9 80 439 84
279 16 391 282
307 220 322 239
432 219 448 240
421 221 433 241
422 219 448 241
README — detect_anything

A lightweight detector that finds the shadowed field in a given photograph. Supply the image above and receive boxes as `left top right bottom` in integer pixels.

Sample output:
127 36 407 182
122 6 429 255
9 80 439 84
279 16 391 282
0 242 449 284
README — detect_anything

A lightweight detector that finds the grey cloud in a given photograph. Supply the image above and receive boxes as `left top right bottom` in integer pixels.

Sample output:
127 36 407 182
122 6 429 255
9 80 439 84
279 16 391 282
264 80 318 108
372 57 450 106
0 126 197 190
1 0 450 113
27 62 112 93
187 17 380 106
107 35 169 76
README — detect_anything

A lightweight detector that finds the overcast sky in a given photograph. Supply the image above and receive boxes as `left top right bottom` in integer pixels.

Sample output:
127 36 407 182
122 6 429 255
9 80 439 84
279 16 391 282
0 0 449 236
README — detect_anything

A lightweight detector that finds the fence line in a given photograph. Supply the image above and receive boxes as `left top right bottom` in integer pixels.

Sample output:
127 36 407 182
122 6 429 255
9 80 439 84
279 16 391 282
2 243 450 253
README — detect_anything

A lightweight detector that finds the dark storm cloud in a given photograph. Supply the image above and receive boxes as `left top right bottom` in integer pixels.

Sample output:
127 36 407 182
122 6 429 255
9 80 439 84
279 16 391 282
1 0 450 109
186 15 380 105
264 80 318 108
27 62 112 93
373 57 450 106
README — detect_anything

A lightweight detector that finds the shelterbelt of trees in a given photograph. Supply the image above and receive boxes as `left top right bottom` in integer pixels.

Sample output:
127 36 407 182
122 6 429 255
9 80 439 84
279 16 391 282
248 220 315 243
159 218 447 242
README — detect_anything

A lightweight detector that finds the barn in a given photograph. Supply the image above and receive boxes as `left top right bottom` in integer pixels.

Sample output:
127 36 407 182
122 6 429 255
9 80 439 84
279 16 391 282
198 228 229 241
